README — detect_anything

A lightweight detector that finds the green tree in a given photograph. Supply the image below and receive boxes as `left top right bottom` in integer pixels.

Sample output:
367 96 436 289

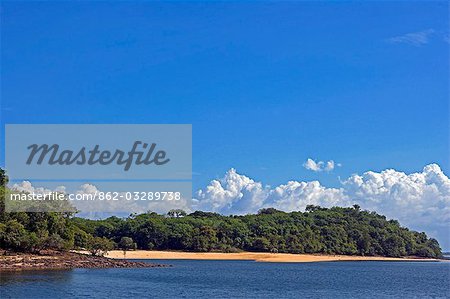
0 220 29 251
44 233 65 251
167 209 187 218
88 237 114 257
192 226 218 252
119 236 136 257
250 237 271 252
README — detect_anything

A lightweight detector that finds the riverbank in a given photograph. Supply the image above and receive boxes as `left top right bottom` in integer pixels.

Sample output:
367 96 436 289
105 250 443 263
2 250 441 271
0 251 167 271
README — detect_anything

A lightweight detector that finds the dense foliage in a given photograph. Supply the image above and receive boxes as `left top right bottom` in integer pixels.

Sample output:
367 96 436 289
68 206 442 258
0 169 442 258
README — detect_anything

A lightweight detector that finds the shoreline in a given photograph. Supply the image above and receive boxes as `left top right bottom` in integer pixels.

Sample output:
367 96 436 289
2 250 443 271
104 250 444 263
0 251 167 271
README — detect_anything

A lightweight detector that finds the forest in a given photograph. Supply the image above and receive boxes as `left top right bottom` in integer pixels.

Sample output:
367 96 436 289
0 169 442 258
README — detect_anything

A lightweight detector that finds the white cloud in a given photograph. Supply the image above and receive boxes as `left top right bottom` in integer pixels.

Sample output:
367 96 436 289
387 29 435 46
12 181 66 195
194 169 346 214
341 164 450 227
303 158 340 172
194 168 268 215
194 164 450 248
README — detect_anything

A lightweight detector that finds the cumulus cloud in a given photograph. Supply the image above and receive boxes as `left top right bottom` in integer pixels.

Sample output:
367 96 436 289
387 29 435 46
194 169 269 215
303 158 340 172
341 164 450 227
194 164 450 247
12 181 66 195
194 169 346 214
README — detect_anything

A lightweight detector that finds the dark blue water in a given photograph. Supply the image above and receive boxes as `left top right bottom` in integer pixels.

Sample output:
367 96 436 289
1 260 449 298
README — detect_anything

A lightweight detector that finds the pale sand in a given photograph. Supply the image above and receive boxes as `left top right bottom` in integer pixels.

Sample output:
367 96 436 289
104 250 441 263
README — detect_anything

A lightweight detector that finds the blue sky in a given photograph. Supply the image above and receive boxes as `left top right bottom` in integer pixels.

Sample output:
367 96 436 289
1 1 448 192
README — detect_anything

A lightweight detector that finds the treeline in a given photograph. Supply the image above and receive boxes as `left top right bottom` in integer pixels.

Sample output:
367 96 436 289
0 169 442 258
69 207 441 258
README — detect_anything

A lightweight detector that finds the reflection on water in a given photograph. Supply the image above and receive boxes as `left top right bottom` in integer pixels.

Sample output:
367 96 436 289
1 260 449 299
0 269 75 286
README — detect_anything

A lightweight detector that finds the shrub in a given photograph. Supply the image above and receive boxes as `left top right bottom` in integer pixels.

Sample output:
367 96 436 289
88 237 114 257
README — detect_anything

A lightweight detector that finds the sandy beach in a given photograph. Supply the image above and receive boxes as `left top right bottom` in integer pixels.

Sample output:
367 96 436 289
105 250 442 263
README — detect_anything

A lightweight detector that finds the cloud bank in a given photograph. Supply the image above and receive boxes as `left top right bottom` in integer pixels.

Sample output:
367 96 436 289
194 164 450 248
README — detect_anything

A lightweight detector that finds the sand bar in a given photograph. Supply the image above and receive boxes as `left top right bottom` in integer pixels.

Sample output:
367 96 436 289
105 250 443 263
